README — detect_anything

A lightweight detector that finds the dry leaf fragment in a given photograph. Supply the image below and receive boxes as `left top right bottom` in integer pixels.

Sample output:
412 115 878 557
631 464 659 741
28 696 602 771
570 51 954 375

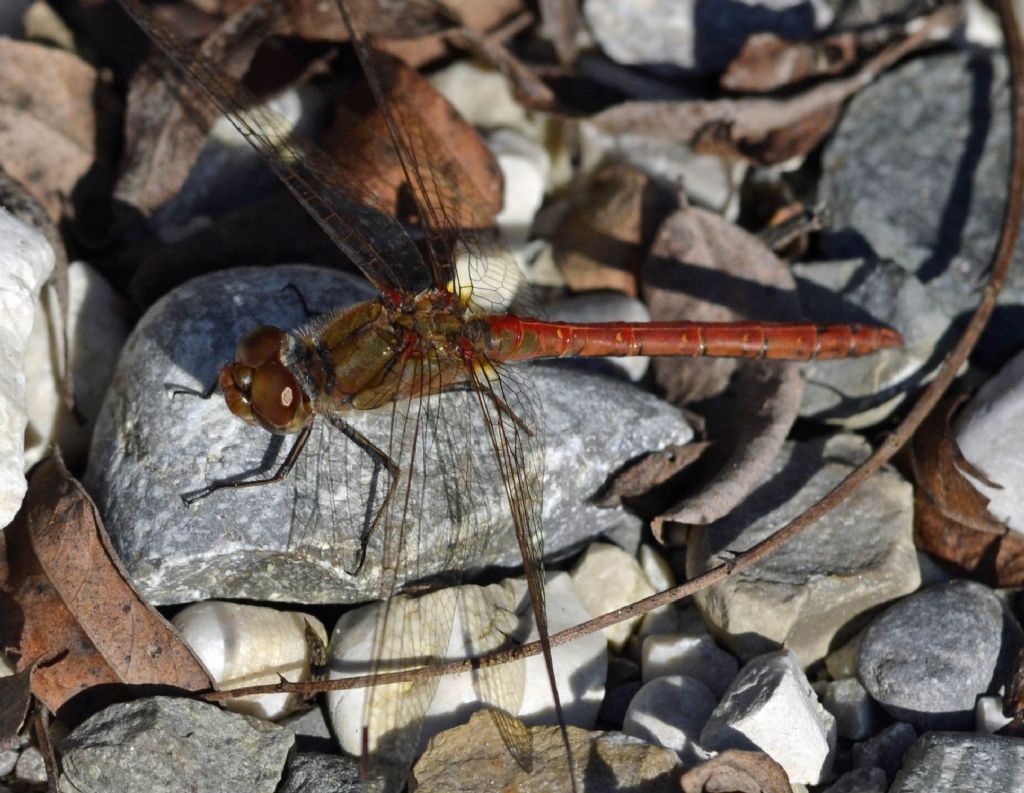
0 38 104 223
0 458 211 720
591 5 961 165
909 394 1024 585
324 49 504 229
594 442 710 510
0 663 38 752
721 31 860 93
642 206 805 533
680 749 790 793
552 160 678 297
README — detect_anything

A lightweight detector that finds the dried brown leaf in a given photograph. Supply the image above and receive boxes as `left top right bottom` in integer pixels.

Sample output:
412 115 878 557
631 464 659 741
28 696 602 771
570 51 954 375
910 394 1024 585
324 50 503 228
591 5 961 165
642 206 805 532
0 39 102 222
0 665 36 751
552 160 678 297
720 31 859 93
594 442 710 510
537 0 578 64
680 749 790 793
0 458 211 719
115 2 274 214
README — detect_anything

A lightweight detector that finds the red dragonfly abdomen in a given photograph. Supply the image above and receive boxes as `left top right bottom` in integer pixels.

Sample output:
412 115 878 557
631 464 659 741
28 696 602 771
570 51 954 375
478 317 903 362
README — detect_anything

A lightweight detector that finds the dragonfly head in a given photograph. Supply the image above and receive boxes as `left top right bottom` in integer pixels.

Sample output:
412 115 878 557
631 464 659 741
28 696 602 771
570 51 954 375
219 325 310 435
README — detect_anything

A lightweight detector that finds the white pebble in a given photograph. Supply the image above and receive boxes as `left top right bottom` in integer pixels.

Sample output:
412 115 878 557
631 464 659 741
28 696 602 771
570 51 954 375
0 208 54 527
956 347 1024 533
172 601 327 721
641 633 738 697
23 261 129 470
327 573 606 756
623 675 716 766
701 650 836 785
975 695 1012 734
489 128 549 247
570 542 656 649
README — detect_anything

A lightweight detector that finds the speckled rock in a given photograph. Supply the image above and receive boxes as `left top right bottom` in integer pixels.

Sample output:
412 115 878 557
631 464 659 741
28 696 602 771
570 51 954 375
86 266 693 603
889 732 1024 793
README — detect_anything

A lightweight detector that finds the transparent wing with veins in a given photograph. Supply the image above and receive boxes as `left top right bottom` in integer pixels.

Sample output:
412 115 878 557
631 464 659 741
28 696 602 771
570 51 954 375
116 0 434 295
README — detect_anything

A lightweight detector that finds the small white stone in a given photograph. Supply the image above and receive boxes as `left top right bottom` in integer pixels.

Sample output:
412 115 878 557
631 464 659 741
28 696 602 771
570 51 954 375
824 632 863 681
327 573 606 756
14 746 46 784
23 261 129 470
0 208 55 528
975 695 1012 734
641 633 738 697
489 128 549 248
823 678 880 740
623 675 717 767
570 542 656 649
172 601 327 721
638 544 675 592
431 61 528 131
701 650 836 785
956 347 1024 533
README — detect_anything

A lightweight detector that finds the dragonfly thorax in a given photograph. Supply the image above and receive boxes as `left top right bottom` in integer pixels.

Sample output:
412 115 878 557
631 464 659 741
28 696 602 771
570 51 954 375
219 324 311 435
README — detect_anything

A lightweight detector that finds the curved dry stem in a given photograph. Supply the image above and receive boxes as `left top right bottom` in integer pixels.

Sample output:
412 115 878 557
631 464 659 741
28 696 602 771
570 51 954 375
205 0 1024 704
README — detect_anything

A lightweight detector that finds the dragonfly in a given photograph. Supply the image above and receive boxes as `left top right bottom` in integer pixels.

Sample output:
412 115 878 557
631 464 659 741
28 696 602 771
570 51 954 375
115 0 902 789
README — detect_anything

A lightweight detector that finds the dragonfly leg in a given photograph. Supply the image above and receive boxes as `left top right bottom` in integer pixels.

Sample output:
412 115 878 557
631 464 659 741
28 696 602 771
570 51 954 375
181 422 312 505
281 282 317 319
442 381 534 437
164 377 218 401
323 414 399 575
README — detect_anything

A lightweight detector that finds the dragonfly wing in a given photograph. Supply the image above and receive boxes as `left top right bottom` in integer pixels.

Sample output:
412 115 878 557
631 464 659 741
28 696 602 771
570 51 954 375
116 0 433 295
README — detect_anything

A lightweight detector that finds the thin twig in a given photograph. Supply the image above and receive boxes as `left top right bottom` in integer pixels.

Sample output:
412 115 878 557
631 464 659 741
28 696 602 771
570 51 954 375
204 0 1024 704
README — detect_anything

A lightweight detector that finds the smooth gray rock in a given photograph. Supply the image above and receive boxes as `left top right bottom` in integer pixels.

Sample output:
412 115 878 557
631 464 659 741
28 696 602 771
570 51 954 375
818 49 1024 363
823 678 882 741
86 266 692 604
794 258 949 426
857 580 1019 730
851 722 918 782
688 434 918 667
58 696 293 793
890 732 1024 793
278 753 360 793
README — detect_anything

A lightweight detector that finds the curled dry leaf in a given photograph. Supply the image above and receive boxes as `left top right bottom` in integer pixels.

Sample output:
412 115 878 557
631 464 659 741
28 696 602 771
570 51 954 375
679 749 790 793
593 441 710 511
0 458 211 720
0 38 104 223
0 663 39 751
590 5 961 165
720 31 860 93
910 394 1023 585
323 49 504 229
642 206 805 535
552 159 678 297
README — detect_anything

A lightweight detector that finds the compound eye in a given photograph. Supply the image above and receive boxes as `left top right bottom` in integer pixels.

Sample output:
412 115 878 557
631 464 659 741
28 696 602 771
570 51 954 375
236 326 285 368
219 364 256 424
250 362 308 434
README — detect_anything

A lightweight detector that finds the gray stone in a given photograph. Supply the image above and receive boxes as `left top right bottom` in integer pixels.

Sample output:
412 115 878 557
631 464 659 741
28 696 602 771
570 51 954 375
794 258 949 427
14 746 46 784
583 0 830 76
58 696 293 793
890 732 1024 793
640 634 738 697
622 675 716 767
857 580 1018 730
823 678 882 740
818 49 1024 363
0 749 15 777
86 265 692 604
279 705 335 754
701 650 836 785
278 753 360 793
687 434 918 667
823 766 888 793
